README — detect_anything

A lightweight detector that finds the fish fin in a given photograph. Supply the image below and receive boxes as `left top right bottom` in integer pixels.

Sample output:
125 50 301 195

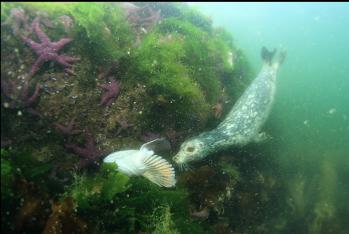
142 154 176 187
261 47 277 65
140 138 171 153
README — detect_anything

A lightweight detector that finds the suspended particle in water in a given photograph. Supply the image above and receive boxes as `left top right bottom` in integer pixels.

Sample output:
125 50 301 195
328 108 336 115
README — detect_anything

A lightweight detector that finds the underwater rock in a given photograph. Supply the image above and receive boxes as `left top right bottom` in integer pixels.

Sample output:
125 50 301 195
1 2 253 233
42 197 88 234
179 165 229 208
213 97 224 119
139 131 161 142
14 178 51 233
190 207 210 221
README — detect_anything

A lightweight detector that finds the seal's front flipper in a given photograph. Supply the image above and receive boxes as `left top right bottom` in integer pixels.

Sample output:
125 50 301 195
142 154 176 187
253 132 272 143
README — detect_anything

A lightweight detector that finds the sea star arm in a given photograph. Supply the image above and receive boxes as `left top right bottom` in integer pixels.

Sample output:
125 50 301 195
21 36 42 53
54 117 81 135
99 95 109 106
23 83 41 107
56 56 74 67
32 18 50 44
20 80 30 101
1 79 15 98
65 143 88 157
51 38 73 51
98 83 109 90
105 98 115 107
29 56 46 77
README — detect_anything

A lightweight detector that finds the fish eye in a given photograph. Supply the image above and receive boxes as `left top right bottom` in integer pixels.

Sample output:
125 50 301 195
187 146 195 152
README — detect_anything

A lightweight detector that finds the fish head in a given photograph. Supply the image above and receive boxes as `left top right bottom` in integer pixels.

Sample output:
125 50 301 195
173 138 206 168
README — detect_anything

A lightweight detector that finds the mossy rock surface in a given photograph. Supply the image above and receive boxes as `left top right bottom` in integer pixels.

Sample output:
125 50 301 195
1 2 250 142
1 2 251 234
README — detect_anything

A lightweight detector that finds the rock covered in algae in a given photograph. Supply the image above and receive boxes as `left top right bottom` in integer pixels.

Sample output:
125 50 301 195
1 2 252 233
1 2 250 152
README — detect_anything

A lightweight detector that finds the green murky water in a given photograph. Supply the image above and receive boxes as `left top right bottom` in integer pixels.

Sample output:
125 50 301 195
193 2 349 233
1 2 348 233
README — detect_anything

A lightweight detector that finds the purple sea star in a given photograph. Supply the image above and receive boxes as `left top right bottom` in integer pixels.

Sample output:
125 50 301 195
98 76 121 107
119 2 143 19
115 118 134 136
54 117 82 135
64 129 102 169
141 8 162 30
21 17 80 77
126 5 161 30
58 15 74 33
1 7 32 36
121 4 161 47
1 78 42 116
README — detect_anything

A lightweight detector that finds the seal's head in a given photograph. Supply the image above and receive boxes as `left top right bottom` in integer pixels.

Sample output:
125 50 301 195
173 138 207 169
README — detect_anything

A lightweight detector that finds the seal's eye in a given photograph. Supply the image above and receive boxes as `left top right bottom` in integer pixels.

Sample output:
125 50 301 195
187 147 195 152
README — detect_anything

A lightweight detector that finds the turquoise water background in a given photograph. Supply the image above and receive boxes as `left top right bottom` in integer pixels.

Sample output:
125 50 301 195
191 2 349 232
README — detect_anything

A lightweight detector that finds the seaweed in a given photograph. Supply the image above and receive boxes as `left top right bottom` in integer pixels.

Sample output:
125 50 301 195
1 149 15 200
67 163 129 211
152 205 180 234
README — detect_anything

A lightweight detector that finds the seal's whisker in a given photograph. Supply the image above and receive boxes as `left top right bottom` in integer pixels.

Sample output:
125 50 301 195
186 164 193 171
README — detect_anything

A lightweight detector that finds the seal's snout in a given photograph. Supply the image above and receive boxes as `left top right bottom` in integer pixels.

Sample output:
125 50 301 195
173 152 186 166
172 154 180 164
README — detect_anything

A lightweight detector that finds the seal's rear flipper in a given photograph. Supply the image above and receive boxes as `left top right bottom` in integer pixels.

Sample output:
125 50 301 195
261 47 277 65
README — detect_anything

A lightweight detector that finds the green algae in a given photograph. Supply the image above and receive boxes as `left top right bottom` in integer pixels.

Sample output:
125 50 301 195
67 163 129 211
1 149 15 199
133 31 209 130
65 163 194 233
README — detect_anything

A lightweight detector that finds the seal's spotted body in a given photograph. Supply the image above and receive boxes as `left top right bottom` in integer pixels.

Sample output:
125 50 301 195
174 47 286 166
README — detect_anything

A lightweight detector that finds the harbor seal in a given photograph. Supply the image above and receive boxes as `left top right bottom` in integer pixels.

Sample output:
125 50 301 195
173 47 286 168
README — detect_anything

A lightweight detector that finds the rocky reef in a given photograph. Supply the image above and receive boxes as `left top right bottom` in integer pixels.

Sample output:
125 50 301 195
0 2 274 234
3 3 347 234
